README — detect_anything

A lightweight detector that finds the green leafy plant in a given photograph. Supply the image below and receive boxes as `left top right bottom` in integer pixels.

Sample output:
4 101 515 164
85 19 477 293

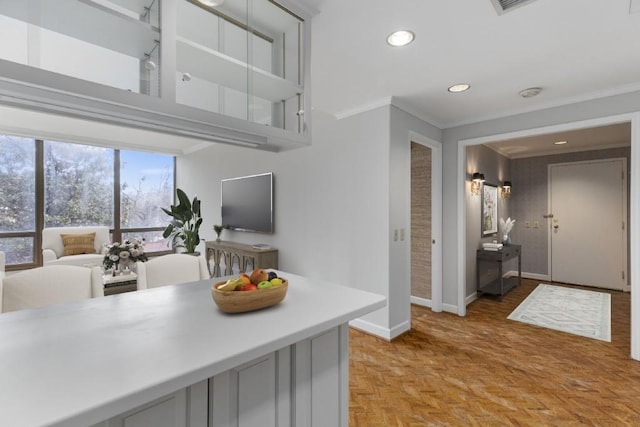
162 188 203 253
213 224 227 240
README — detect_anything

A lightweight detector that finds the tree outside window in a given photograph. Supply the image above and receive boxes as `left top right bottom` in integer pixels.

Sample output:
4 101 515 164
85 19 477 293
0 136 175 268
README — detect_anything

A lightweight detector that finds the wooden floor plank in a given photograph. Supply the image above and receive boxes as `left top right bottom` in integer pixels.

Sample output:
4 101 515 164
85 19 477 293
349 279 638 426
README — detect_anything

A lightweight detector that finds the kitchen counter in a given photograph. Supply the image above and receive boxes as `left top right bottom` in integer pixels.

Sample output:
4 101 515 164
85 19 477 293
0 270 385 427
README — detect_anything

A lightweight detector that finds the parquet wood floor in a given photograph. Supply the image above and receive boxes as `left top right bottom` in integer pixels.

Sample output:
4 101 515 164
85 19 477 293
349 279 640 426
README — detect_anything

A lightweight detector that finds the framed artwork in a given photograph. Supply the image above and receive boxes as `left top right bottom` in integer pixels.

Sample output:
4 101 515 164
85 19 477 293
481 183 498 236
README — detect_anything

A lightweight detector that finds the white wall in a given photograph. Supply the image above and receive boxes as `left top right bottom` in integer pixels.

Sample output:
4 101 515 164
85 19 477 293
178 107 396 335
465 144 511 299
388 105 442 329
177 104 442 339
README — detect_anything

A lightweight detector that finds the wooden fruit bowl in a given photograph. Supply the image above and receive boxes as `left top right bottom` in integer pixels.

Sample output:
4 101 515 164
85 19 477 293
211 278 288 313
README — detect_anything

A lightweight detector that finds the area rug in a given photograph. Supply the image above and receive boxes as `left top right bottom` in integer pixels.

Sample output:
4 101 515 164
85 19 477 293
508 284 611 342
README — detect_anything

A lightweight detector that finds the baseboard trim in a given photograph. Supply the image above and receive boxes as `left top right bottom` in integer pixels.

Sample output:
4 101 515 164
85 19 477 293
349 318 410 341
410 296 431 308
465 292 478 306
505 270 550 281
442 303 459 314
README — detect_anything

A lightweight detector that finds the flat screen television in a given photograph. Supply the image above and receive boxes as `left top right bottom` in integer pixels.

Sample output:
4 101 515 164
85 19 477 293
221 172 273 233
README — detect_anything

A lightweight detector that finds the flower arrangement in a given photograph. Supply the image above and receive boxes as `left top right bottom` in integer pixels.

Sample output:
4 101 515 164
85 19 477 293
103 238 148 270
499 217 516 244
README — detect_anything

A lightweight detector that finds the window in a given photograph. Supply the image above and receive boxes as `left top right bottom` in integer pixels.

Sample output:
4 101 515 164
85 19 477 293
120 150 174 253
44 141 114 227
0 135 36 265
0 135 175 269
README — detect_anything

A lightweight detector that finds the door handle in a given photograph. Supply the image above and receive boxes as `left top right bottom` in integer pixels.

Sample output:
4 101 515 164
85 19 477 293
553 225 559 229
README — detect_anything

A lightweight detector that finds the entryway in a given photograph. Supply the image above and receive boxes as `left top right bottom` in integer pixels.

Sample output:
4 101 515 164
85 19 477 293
549 159 628 291
411 141 432 305
408 133 442 313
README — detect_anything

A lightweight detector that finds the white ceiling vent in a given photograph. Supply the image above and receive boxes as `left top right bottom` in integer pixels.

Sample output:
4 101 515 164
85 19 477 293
490 0 538 14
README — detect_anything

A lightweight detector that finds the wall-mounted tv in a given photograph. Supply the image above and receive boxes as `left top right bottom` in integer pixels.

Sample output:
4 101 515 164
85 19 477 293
221 172 273 233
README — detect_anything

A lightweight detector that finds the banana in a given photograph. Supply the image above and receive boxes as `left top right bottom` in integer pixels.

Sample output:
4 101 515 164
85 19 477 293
218 278 242 291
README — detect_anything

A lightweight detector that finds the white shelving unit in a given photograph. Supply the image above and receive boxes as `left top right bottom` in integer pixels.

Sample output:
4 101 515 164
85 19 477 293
1 0 159 59
0 0 314 151
176 36 302 103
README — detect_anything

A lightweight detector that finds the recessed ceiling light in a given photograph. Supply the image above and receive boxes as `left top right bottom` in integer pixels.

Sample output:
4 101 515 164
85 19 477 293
448 83 470 93
198 0 224 6
554 140 568 145
386 30 415 47
519 87 542 98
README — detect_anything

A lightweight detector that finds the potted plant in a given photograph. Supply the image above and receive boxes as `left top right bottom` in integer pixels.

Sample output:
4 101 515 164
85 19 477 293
162 188 203 254
213 224 227 242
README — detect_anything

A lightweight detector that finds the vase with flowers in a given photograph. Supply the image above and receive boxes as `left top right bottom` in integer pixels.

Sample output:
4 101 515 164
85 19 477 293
499 217 516 245
103 238 148 274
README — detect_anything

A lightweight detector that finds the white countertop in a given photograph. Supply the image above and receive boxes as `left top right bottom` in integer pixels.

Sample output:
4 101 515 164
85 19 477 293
0 271 385 427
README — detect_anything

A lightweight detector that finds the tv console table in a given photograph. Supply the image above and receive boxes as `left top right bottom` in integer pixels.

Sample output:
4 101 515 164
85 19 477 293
206 240 278 277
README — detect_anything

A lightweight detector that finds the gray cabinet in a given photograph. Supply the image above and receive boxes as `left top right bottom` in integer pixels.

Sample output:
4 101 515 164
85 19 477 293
476 244 522 299
95 326 348 427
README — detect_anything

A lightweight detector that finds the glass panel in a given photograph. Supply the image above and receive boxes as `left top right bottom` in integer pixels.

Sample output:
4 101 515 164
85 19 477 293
0 237 34 265
175 0 303 132
0 0 161 95
176 0 249 118
0 135 36 233
120 150 174 228
248 0 303 131
44 141 114 227
121 230 169 253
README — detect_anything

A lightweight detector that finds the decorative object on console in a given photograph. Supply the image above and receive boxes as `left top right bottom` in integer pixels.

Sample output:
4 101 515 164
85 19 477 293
499 217 516 244
162 188 203 254
103 238 147 272
213 224 227 242
482 242 503 251
471 172 485 196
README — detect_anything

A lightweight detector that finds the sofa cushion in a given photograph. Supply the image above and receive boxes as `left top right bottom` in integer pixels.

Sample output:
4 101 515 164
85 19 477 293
61 232 96 256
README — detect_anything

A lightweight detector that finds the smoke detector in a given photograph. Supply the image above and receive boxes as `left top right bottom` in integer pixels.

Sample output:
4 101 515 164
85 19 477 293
519 87 542 98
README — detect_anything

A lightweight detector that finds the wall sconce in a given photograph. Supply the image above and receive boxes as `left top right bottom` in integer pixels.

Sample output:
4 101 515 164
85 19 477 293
471 172 485 196
501 181 512 198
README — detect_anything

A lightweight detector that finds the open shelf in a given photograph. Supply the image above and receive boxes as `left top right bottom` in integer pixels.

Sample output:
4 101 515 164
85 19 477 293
2 0 159 59
176 36 302 103
478 276 519 298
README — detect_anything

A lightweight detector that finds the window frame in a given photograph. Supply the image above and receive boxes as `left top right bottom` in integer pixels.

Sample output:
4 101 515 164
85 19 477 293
0 138 175 270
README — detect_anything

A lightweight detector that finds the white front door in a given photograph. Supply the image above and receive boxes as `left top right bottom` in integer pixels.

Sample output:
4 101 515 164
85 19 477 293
549 159 627 290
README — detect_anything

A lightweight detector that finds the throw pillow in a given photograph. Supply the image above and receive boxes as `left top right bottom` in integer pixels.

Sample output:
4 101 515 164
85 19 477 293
60 232 96 256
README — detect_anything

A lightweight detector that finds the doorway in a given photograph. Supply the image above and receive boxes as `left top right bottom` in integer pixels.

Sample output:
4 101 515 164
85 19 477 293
411 142 432 305
549 159 628 290
456 113 640 361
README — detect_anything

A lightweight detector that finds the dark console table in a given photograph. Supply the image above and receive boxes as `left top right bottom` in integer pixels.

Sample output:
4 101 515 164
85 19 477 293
476 244 521 300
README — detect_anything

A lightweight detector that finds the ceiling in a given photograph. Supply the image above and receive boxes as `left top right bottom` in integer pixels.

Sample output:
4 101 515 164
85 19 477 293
486 122 631 159
305 0 640 131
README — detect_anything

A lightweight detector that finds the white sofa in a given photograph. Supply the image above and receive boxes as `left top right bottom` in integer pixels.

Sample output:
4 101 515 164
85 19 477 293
42 226 110 267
